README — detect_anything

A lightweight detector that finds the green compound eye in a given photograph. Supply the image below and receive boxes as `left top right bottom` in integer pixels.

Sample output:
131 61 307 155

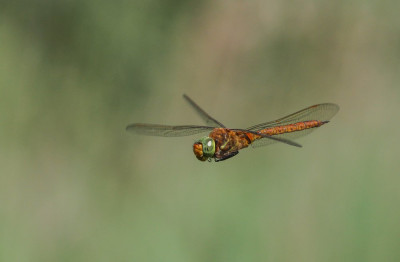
196 137 215 158
203 138 215 156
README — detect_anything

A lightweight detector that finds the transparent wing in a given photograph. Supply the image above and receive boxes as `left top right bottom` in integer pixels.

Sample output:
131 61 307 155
247 103 339 131
126 123 214 137
247 103 339 148
183 94 225 128
255 134 303 148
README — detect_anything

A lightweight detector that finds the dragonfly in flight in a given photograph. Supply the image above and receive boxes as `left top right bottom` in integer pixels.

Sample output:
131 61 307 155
126 95 339 162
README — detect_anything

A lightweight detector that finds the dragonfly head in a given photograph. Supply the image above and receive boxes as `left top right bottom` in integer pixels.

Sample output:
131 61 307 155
193 136 215 161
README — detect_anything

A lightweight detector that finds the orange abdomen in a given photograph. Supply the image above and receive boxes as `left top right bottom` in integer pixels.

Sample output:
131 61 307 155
247 120 326 142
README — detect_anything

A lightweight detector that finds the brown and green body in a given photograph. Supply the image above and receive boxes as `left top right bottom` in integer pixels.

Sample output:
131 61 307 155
208 120 326 160
127 95 339 162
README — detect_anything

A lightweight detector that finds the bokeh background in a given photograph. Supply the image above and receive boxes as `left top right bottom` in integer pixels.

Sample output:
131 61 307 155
1 1 400 261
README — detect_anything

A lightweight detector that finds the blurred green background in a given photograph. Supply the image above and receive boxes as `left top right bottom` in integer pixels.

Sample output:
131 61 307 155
1 1 400 261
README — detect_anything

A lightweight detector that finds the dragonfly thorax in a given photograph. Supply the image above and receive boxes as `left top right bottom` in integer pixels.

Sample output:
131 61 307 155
193 136 215 161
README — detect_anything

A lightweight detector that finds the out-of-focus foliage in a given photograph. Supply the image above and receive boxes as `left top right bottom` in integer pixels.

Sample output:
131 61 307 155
1 0 400 261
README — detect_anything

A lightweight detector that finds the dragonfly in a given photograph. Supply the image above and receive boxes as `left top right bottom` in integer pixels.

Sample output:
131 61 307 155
126 94 339 162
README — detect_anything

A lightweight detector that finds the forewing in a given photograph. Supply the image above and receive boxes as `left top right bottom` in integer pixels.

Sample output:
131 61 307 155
247 103 339 131
126 124 214 137
183 94 225 128
248 103 339 148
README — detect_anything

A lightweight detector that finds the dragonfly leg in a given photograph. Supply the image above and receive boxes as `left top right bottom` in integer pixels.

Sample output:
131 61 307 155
215 151 239 162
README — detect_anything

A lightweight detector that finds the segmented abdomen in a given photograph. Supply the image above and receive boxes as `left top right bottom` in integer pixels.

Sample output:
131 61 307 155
253 120 326 139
